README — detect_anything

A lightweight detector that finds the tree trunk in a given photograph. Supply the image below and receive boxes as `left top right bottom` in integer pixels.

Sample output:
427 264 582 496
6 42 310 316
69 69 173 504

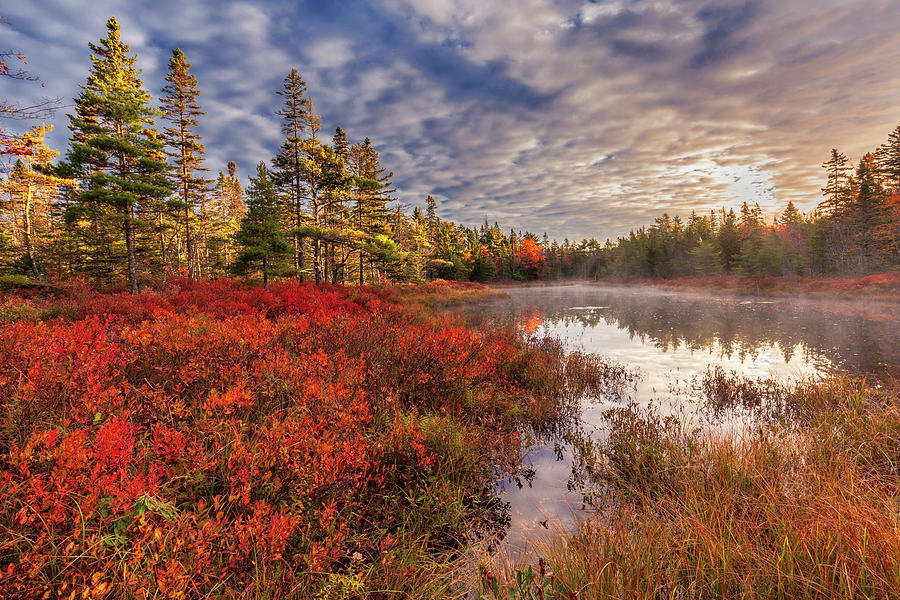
184 182 193 278
23 184 40 280
159 211 169 289
312 195 322 285
328 242 336 284
314 238 322 284
294 161 305 282
199 195 208 278
298 237 305 281
294 189 303 281
117 127 139 294
125 203 139 293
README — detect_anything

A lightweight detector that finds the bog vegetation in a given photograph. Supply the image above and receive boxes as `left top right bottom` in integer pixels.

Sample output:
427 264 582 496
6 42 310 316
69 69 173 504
480 372 900 600
0 278 608 597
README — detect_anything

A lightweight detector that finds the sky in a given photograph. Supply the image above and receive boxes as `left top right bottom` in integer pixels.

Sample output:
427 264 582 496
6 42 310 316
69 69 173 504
4 0 900 241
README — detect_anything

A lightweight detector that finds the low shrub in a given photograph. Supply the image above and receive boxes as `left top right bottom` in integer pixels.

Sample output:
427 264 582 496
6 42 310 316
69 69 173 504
0 280 575 598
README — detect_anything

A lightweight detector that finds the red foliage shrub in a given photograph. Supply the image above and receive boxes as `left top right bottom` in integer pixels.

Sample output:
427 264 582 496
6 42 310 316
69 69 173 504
0 281 558 597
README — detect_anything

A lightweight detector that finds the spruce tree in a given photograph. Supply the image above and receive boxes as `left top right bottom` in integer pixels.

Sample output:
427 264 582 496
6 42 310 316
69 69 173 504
208 163 246 275
716 208 741 272
64 17 170 292
852 153 889 270
271 69 319 281
820 149 852 217
160 48 208 278
347 137 393 284
819 149 856 270
332 126 349 160
425 195 438 238
0 125 72 280
878 125 900 193
230 162 290 286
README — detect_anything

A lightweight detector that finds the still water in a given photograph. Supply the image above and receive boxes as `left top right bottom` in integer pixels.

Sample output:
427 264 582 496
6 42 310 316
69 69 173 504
469 284 900 551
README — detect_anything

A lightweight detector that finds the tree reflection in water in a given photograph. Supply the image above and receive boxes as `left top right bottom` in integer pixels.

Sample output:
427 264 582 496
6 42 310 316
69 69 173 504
466 285 900 553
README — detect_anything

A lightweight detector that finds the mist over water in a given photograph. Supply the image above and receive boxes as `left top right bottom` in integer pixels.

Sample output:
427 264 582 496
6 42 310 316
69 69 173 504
468 284 900 552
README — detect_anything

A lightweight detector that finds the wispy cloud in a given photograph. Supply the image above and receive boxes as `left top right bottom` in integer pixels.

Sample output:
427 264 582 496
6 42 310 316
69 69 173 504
5 0 900 240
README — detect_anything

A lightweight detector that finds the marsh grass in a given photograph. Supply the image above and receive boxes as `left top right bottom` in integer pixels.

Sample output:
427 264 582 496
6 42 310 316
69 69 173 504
480 375 900 599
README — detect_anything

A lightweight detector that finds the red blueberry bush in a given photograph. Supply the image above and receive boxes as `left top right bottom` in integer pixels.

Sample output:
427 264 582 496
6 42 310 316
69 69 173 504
0 279 570 598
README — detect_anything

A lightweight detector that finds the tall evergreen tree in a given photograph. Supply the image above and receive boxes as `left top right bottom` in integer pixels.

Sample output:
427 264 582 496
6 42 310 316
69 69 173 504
820 149 852 217
271 69 319 281
329 127 350 283
878 125 900 193
852 153 888 270
347 137 393 284
63 17 170 292
818 149 855 270
160 48 208 277
332 126 349 160
230 162 290 286
716 208 741 271
0 125 72 280
207 162 246 274
425 194 438 240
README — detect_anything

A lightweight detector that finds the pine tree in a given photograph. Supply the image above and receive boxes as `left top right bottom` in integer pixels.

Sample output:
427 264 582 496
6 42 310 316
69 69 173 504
63 17 171 292
780 201 802 225
716 208 741 271
207 163 246 275
347 137 393 284
852 153 889 270
332 126 349 160
424 194 440 278
271 69 319 281
818 149 855 270
230 162 290 286
160 48 209 277
425 195 438 238
690 238 722 276
877 125 900 192
820 149 852 216
736 202 766 274
322 128 352 283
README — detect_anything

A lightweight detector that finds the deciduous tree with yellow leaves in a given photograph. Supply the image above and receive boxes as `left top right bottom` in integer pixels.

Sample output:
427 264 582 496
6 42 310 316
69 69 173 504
1 125 73 279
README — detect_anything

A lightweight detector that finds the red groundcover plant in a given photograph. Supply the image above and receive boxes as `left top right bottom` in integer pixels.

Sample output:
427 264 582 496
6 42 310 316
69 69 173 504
0 279 566 598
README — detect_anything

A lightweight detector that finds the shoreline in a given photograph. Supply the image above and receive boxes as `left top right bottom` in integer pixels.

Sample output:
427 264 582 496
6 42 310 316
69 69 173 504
491 272 900 303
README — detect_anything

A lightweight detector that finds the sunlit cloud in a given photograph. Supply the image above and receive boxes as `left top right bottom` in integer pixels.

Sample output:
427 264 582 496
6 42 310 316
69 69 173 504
5 0 900 240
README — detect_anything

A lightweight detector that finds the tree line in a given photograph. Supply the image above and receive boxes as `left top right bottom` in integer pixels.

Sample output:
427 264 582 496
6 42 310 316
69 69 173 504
0 17 547 290
538 138 900 280
3 17 899 290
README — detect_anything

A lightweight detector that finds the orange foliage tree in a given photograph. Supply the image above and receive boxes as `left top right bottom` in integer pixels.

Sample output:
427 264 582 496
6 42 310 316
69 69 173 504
516 237 546 280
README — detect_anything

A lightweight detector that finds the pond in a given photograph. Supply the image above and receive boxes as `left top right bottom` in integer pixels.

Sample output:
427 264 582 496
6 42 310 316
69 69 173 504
467 284 900 552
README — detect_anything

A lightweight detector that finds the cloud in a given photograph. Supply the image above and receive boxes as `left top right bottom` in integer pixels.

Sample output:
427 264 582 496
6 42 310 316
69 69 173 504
5 0 900 240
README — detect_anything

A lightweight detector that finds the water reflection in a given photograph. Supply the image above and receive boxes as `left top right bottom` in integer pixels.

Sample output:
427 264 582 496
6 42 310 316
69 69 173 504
467 284 900 552
474 285 900 377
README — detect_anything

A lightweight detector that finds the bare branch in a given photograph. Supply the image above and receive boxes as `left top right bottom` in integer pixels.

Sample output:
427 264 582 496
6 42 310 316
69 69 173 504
0 17 61 121
0 98 64 120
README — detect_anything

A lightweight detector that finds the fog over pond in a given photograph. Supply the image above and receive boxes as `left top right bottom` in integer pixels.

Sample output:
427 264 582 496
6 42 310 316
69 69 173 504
467 284 900 551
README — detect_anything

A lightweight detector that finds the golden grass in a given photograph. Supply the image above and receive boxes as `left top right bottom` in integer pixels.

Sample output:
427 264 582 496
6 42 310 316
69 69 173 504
479 376 900 599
